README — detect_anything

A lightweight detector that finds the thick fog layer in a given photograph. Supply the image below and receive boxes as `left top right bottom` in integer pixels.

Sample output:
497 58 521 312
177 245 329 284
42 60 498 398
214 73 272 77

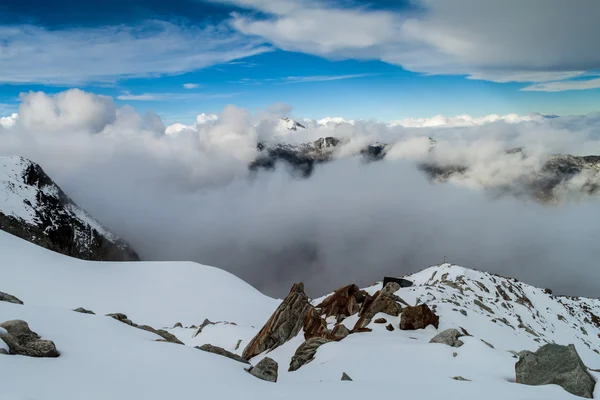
1 89 600 298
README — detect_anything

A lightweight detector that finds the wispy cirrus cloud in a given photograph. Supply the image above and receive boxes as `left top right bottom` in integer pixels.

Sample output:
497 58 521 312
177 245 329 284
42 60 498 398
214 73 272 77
230 73 374 85
117 91 243 101
521 77 600 92
183 83 200 89
0 21 272 85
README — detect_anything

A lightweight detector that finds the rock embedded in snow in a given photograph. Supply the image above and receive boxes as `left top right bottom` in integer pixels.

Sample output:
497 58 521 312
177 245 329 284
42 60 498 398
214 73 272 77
353 282 402 330
243 283 311 360
315 284 363 321
106 313 184 345
289 337 332 372
196 344 249 364
374 318 387 324
248 357 278 383
452 376 471 382
73 307 95 314
429 328 464 348
399 304 439 330
331 324 350 340
341 372 353 381
386 324 394 331
0 291 23 305
303 306 329 340
0 320 59 357
515 343 595 398
193 318 216 337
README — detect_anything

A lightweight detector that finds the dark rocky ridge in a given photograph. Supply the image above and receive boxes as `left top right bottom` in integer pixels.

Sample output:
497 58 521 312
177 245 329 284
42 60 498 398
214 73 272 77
0 157 139 261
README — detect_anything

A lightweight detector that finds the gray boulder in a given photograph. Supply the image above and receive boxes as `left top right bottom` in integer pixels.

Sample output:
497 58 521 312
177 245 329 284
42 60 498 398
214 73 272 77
289 337 332 372
196 344 249 364
73 307 95 314
429 328 464 348
106 313 184 345
0 320 59 357
515 344 595 398
248 357 278 382
0 291 23 305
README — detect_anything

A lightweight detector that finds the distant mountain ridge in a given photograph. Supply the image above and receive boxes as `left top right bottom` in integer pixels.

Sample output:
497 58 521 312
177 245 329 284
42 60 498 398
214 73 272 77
0 156 139 261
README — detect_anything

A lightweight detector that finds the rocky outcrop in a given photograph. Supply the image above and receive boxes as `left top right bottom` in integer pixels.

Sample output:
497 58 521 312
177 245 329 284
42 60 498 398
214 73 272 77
196 344 249 364
0 320 59 357
400 304 439 330
73 307 95 314
289 337 332 372
193 318 216 337
331 324 350 340
106 313 184 345
341 372 353 381
316 284 363 321
303 306 329 340
242 283 311 360
515 344 595 398
0 157 139 261
429 328 464 347
247 357 278 383
0 291 23 305
353 282 402 331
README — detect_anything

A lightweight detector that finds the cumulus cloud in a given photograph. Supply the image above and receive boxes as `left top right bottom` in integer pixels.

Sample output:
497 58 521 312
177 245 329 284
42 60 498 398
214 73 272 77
0 21 271 84
216 0 600 85
2 89 600 298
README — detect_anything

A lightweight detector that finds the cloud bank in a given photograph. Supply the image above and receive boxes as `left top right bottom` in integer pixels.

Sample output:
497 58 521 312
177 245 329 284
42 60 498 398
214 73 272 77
1 89 600 299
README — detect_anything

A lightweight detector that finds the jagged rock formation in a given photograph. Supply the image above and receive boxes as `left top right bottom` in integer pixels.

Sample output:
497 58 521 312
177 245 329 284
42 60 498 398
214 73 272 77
0 156 139 261
73 307 95 314
0 291 23 305
516 343 595 398
315 284 364 322
196 344 250 364
429 328 464 347
0 320 59 357
289 337 332 372
247 357 278 382
242 283 311 360
353 282 403 331
341 372 353 381
400 304 439 330
106 313 183 345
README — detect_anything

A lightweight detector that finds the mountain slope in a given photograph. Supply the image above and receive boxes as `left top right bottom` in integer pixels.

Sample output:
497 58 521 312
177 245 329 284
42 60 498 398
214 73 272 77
1 230 598 399
0 156 139 261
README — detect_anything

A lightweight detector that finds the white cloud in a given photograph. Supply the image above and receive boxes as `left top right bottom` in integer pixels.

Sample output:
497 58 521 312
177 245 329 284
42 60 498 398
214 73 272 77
0 113 18 129
283 74 374 84
183 83 200 89
0 21 272 84
116 91 242 101
521 78 600 92
389 113 547 128
216 0 600 84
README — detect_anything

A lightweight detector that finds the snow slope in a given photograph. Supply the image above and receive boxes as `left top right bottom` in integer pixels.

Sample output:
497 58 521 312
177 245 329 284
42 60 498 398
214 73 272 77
0 230 599 400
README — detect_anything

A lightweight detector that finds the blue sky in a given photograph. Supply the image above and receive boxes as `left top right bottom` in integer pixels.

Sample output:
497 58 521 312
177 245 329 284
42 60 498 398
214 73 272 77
1 0 600 124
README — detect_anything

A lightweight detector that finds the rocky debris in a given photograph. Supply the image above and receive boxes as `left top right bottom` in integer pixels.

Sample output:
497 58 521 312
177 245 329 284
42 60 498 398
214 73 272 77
243 283 311 360
453 352 458 357
173 322 183 328
316 284 363 321
331 324 350 340
0 320 59 357
452 376 471 381
459 327 472 336
353 282 402 331
0 157 139 261
235 340 242 351
73 307 95 314
386 324 394 331
516 344 595 398
383 277 413 288
374 318 387 324
0 291 23 305
106 313 184 345
460 309 468 317
341 372 353 381
193 319 216 337
429 328 464 348
196 344 249 364
474 299 494 314
400 304 439 330
289 337 332 372
481 339 495 349
247 357 278 383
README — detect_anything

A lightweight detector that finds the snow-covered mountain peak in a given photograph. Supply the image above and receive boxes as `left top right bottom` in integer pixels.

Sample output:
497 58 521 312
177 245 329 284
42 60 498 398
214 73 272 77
278 117 306 131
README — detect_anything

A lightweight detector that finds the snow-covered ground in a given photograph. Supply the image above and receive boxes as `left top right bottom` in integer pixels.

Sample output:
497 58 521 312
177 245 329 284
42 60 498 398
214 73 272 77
0 229 598 399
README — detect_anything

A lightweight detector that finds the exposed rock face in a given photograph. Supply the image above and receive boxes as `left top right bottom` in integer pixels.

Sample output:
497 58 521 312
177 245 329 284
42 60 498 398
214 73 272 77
429 328 464 348
353 282 402 331
248 357 278 383
316 284 363 321
0 291 23 305
0 320 59 357
193 318 216 337
242 283 311 360
386 324 394 331
73 307 95 314
382 277 413 288
341 372 353 381
331 324 350 340
374 318 387 324
303 306 329 340
0 157 139 261
400 304 439 330
106 313 184 345
515 344 595 398
289 337 332 372
196 344 249 364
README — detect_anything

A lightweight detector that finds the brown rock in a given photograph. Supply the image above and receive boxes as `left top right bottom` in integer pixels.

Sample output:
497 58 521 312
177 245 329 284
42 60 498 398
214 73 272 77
303 306 329 340
399 304 439 330
374 318 387 324
289 337 332 371
316 284 362 320
242 283 311 360
386 324 394 331
331 324 350 340
352 282 402 331
196 344 249 364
